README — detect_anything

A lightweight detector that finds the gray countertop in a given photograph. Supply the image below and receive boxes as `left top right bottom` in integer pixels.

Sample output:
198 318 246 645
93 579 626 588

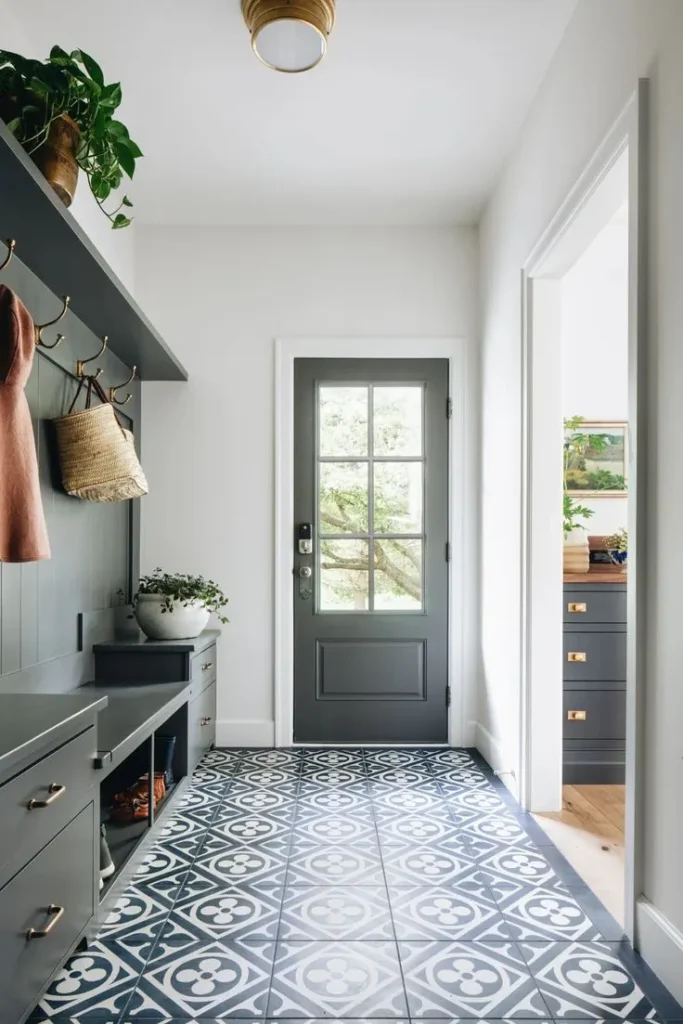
93 628 220 655
0 693 108 780
79 681 191 773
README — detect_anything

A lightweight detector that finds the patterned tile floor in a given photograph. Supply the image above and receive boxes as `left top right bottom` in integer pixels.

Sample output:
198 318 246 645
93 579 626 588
35 747 683 1021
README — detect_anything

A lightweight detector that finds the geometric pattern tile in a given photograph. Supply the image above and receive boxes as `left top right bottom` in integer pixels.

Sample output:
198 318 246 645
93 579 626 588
267 940 408 1017
280 886 394 940
398 939 549 1018
36 747 682 1024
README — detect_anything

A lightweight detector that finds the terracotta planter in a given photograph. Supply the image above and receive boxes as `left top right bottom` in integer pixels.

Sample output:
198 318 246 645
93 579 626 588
32 114 80 207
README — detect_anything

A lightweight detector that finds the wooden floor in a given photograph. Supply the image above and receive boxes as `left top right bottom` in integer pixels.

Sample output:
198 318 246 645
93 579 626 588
534 784 625 925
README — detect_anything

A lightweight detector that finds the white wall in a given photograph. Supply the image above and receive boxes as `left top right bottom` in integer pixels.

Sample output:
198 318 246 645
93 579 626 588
562 215 629 535
1 10 136 294
479 0 683 995
136 226 479 746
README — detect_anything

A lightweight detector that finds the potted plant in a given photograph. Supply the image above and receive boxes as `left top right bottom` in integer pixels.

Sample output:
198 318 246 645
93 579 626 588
134 569 229 641
605 527 628 572
563 417 599 573
0 46 142 227
563 493 595 573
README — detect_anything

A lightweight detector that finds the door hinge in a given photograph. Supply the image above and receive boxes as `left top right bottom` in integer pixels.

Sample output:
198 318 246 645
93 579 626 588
446 397 452 419
446 685 451 708
445 542 452 562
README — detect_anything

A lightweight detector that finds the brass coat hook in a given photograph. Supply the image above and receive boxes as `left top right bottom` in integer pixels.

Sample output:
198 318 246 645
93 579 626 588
109 364 136 405
76 335 108 378
35 295 70 350
0 239 16 274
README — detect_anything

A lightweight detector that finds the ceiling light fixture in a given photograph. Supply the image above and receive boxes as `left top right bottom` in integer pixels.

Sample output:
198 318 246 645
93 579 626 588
241 0 336 73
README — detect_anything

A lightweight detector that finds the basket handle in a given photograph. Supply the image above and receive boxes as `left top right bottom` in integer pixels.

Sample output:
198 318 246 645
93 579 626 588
67 374 127 435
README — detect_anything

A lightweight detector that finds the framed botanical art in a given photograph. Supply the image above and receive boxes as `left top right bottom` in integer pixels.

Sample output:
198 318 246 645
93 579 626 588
564 419 628 497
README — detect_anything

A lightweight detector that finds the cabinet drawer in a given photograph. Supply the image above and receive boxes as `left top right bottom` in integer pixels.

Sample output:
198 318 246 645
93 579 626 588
563 631 626 681
0 802 96 1024
191 645 216 695
189 681 216 769
564 690 626 741
0 727 96 877
563 589 627 624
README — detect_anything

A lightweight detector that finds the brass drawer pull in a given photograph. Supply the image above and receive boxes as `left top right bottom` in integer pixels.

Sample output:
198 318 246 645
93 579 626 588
27 782 66 809
567 602 587 613
201 662 213 671
200 716 212 726
567 652 587 663
567 709 587 721
26 904 64 940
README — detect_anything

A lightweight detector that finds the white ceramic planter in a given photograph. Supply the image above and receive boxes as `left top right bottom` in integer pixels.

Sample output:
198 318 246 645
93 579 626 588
563 528 590 573
135 594 210 641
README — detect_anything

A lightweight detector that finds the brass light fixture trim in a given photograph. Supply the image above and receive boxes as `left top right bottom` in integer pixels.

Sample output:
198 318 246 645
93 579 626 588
241 0 336 73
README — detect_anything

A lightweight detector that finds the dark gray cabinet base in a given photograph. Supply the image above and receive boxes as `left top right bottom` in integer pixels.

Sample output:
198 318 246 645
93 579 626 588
563 582 626 784
0 803 96 1024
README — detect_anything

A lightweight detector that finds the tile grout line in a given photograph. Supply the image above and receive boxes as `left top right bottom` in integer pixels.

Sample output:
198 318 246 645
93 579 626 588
368 749 418 1017
265 752 304 1017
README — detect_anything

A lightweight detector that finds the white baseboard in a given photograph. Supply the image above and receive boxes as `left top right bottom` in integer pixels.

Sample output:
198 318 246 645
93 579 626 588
474 721 519 799
215 719 275 748
636 896 683 1004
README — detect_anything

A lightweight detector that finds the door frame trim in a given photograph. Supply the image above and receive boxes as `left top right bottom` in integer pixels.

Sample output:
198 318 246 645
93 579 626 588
274 337 471 748
519 82 647 942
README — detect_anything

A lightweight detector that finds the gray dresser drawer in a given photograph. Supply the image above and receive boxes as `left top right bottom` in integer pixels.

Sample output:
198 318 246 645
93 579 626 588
563 631 626 682
191 645 216 695
563 589 627 624
0 727 96 877
0 802 96 1024
189 680 216 769
564 690 626 741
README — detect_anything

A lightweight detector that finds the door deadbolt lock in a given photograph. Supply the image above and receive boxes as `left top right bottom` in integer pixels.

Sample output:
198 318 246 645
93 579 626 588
298 522 313 555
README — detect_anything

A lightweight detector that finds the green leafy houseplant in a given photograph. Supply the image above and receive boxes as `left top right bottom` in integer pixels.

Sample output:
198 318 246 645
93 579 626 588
563 492 594 538
0 46 142 227
563 417 595 538
136 569 229 623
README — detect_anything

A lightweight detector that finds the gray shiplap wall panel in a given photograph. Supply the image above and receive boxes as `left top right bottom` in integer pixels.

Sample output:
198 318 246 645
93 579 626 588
0 258 141 694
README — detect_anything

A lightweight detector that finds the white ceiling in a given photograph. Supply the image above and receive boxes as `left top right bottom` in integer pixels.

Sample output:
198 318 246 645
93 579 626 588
8 0 576 225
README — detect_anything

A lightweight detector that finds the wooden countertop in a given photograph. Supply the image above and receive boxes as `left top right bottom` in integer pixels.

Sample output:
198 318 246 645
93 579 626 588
564 566 627 584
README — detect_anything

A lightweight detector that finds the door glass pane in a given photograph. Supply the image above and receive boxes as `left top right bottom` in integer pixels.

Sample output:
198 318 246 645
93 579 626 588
374 462 423 534
320 539 369 611
319 462 368 534
319 386 368 456
374 539 422 610
373 386 422 456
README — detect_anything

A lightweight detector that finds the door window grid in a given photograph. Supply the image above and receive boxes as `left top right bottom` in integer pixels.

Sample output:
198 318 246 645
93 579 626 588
317 383 425 612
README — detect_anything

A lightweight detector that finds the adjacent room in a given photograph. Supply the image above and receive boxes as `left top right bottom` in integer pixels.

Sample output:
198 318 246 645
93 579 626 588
1 1 683 1021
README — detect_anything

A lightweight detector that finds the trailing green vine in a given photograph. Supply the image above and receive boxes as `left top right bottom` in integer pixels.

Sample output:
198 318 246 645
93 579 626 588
0 46 142 228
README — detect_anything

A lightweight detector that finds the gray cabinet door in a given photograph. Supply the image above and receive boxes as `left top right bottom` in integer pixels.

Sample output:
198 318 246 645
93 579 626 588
293 359 449 743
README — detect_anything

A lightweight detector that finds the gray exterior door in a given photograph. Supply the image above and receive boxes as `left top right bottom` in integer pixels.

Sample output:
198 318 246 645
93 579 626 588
293 358 449 743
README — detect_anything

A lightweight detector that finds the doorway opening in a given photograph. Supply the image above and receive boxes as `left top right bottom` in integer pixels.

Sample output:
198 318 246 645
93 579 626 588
520 84 646 942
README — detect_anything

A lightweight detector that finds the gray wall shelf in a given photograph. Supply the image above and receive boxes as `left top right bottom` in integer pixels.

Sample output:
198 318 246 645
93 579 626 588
0 119 187 381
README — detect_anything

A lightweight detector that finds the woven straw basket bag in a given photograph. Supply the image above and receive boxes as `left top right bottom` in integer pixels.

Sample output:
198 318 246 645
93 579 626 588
54 375 148 502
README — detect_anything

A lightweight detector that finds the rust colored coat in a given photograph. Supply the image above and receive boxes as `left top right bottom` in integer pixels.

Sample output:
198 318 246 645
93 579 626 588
0 285 51 562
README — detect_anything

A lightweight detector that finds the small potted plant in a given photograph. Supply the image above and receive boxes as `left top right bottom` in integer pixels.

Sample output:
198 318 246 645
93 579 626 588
0 46 142 227
563 493 595 573
134 569 229 641
605 527 628 572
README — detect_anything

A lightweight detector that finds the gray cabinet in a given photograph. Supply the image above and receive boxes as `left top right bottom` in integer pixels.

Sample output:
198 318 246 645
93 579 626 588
563 582 626 783
0 694 104 1024
93 629 218 770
